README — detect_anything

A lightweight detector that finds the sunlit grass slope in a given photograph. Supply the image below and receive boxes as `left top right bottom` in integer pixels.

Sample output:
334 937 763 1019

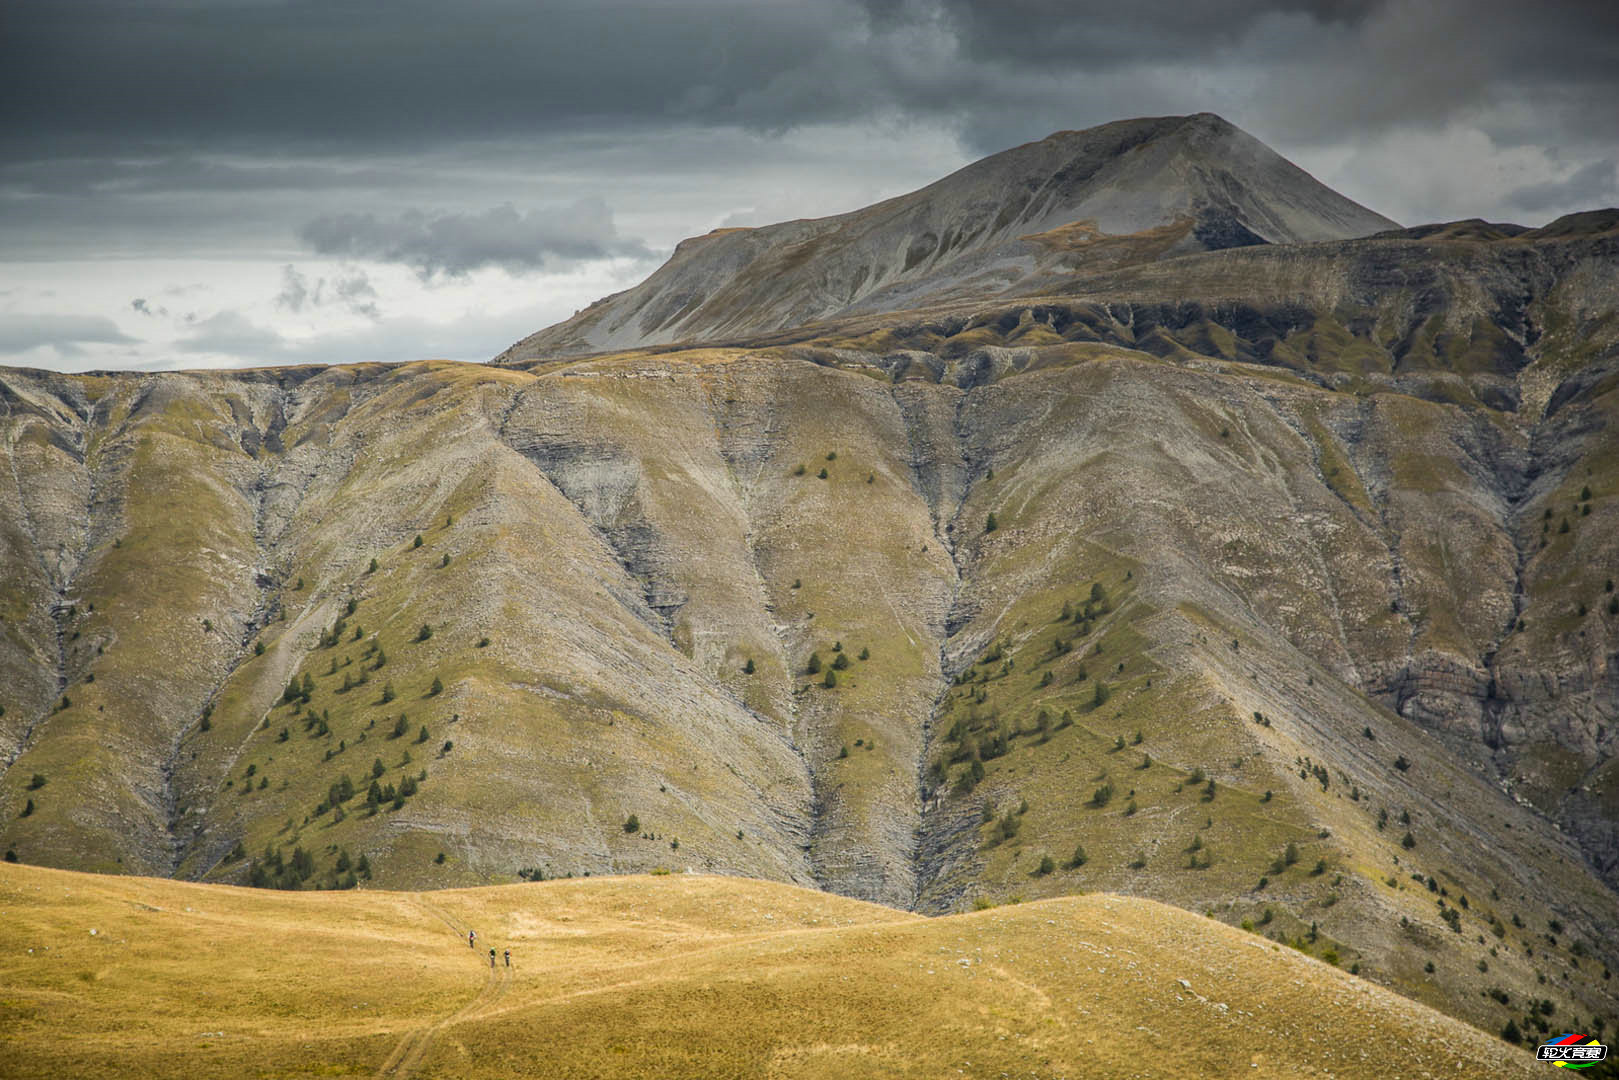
0 863 1536 1079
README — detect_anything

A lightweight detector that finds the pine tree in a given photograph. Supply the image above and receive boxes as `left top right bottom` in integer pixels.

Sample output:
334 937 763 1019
805 652 822 675
416 624 432 642
623 814 639 833
20 799 34 818
412 534 423 549
429 676 443 696
984 512 998 533
742 658 755 674
823 668 838 689
368 557 379 573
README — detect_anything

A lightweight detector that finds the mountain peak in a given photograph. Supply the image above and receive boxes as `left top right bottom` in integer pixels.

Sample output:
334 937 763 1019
500 114 1396 360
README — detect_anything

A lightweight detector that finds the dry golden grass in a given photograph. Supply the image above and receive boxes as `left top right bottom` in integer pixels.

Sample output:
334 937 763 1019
0 863 1536 1079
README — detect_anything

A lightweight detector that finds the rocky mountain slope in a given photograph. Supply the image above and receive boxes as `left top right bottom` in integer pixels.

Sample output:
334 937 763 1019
502 114 1396 358
2 120 1617 1043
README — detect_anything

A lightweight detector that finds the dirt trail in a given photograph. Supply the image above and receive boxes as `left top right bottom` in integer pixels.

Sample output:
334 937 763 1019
373 895 511 1080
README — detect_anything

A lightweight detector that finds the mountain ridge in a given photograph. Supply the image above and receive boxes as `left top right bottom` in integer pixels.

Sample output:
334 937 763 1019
501 113 1397 359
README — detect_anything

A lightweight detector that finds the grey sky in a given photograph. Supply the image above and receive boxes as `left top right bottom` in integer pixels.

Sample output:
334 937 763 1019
1 0 1615 371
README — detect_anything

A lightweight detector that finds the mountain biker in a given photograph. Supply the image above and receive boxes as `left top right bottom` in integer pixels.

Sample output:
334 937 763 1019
468 929 476 949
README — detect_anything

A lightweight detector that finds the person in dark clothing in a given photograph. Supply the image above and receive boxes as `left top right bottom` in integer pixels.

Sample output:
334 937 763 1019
489 947 496 970
468 929 476 949
503 948 511 967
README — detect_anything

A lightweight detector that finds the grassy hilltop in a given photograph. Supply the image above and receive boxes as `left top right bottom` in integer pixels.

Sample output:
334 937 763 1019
0 862 1542 1079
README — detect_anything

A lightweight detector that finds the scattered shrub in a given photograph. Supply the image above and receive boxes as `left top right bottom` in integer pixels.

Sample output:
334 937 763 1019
985 512 998 533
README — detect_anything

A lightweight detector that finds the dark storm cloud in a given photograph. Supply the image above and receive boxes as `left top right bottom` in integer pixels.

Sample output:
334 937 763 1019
0 0 857 150
0 156 411 198
299 201 649 278
4 0 1614 161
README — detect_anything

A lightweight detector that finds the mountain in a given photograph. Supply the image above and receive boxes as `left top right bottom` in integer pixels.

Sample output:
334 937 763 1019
501 114 1397 359
0 862 1542 1079
3 117 1619 1049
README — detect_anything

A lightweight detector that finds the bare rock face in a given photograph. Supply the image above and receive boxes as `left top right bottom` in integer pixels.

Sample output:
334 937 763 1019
500 114 1396 359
